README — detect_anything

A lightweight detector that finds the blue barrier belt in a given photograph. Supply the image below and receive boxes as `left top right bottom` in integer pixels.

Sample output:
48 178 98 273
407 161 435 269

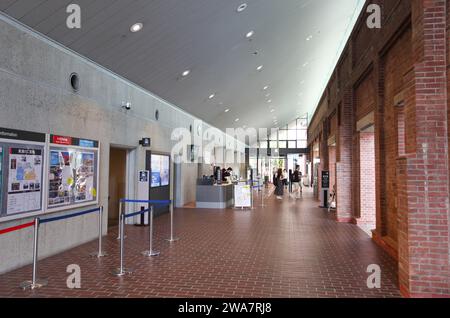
40 207 100 224
125 209 150 219
120 199 171 205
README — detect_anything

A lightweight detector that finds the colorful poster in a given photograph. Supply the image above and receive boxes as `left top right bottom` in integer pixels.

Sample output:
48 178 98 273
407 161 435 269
48 148 96 208
151 154 170 188
7 147 43 215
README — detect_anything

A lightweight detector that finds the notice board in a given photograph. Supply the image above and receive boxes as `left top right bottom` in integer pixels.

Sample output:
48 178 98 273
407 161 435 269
0 127 46 219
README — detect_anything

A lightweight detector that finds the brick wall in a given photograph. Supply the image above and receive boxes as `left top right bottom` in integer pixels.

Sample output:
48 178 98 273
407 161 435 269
307 0 450 297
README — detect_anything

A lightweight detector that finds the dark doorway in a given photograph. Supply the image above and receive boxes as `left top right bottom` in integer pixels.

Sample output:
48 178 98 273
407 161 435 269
108 147 127 227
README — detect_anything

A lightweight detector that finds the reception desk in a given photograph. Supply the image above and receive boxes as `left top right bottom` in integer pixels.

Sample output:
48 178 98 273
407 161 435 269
196 184 234 209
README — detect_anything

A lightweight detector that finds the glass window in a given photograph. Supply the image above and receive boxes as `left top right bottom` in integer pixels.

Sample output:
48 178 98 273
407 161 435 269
288 141 297 149
297 129 307 140
259 141 268 149
297 140 307 148
270 141 278 149
278 130 287 140
288 130 297 140
288 120 297 130
278 141 287 149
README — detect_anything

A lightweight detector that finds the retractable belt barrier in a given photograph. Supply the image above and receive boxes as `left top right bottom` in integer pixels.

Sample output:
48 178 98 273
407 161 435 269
112 199 175 278
116 199 178 243
17 206 104 290
0 221 35 236
252 185 267 208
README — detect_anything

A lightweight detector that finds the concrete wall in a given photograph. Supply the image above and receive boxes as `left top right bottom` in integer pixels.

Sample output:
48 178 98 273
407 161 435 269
0 15 243 274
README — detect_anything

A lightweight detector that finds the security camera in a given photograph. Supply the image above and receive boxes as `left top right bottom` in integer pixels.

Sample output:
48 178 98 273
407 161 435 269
122 102 131 110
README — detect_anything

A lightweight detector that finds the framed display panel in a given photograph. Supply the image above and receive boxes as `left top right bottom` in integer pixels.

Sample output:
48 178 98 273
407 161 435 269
47 135 99 212
0 127 46 221
151 154 170 188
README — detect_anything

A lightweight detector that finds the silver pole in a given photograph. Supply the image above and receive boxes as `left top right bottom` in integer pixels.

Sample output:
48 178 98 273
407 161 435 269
113 212 133 276
116 201 126 240
91 207 107 258
166 203 179 242
21 218 47 290
142 206 160 257
261 186 266 207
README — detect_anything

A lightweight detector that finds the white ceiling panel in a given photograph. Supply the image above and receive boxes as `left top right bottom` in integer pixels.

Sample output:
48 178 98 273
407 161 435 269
0 0 365 132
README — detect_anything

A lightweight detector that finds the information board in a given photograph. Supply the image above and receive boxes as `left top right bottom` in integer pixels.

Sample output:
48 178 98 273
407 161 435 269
234 184 252 208
151 154 170 188
47 135 99 210
0 127 46 218
7 147 43 215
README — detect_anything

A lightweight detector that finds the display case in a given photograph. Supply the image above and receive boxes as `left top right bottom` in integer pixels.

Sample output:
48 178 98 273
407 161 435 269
47 135 99 211
0 127 46 220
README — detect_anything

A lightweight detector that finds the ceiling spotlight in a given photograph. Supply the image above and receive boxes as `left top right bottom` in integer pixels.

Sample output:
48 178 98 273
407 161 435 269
130 23 143 33
270 109 275 113
306 35 313 41
237 3 248 12
246 30 254 38
225 109 230 113
208 94 215 100
263 85 269 90
181 70 191 77
267 100 272 103
257 65 263 71
235 118 240 122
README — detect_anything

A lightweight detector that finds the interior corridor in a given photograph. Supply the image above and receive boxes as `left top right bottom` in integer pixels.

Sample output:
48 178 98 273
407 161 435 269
0 190 400 298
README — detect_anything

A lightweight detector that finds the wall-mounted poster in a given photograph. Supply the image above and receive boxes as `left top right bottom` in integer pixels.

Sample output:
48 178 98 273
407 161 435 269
47 135 99 210
151 154 170 188
0 127 46 218
6 148 43 215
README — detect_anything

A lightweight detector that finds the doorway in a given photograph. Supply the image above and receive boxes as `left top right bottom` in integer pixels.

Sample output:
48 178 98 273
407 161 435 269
357 128 376 234
108 147 127 227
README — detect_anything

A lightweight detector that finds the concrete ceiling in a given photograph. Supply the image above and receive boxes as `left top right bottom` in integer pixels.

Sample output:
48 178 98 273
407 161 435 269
0 0 365 131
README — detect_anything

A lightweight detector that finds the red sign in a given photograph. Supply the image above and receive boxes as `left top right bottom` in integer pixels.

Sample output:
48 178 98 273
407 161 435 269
52 135 72 145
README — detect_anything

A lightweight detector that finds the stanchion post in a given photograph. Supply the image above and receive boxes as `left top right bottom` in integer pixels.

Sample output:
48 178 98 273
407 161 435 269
91 207 107 258
166 202 179 243
21 218 47 290
116 200 127 240
142 206 160 257
112 212 133 276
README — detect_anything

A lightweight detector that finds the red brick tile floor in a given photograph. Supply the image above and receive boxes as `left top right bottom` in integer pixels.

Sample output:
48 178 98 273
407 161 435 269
0 188 401 298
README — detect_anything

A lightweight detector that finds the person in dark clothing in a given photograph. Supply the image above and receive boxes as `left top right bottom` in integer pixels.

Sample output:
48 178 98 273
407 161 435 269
291 165 302 199
275 168 284 200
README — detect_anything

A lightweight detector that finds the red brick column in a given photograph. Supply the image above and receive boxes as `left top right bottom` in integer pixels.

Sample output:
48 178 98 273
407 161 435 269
336 89 354 223
398 0 450 297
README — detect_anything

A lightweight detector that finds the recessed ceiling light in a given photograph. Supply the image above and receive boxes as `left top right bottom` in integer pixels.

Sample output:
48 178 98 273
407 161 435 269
306 35 313 41
270 109 275 113
225 109 230 113
263 85 269 90
265 93 271 97
246 30 254 38
303 62 309 67
209 94 215 100
237 3 248 12
181 70 191 77
257 65 264 71
235 118 240 122
267 100 272 103
130 23 143 33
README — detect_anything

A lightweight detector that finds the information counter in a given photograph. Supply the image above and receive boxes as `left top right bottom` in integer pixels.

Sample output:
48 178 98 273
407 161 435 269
196 184 234 209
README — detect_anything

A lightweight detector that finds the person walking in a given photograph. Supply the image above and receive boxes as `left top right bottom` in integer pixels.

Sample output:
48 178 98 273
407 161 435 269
275 168 284 200
291 165 302 199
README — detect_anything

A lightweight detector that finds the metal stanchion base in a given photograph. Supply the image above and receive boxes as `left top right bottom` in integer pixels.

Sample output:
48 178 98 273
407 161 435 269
112 268 133 277
20 279 48 290
165 237 180 243
142 250 160 257
116 235 127 240
90 252 108 258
